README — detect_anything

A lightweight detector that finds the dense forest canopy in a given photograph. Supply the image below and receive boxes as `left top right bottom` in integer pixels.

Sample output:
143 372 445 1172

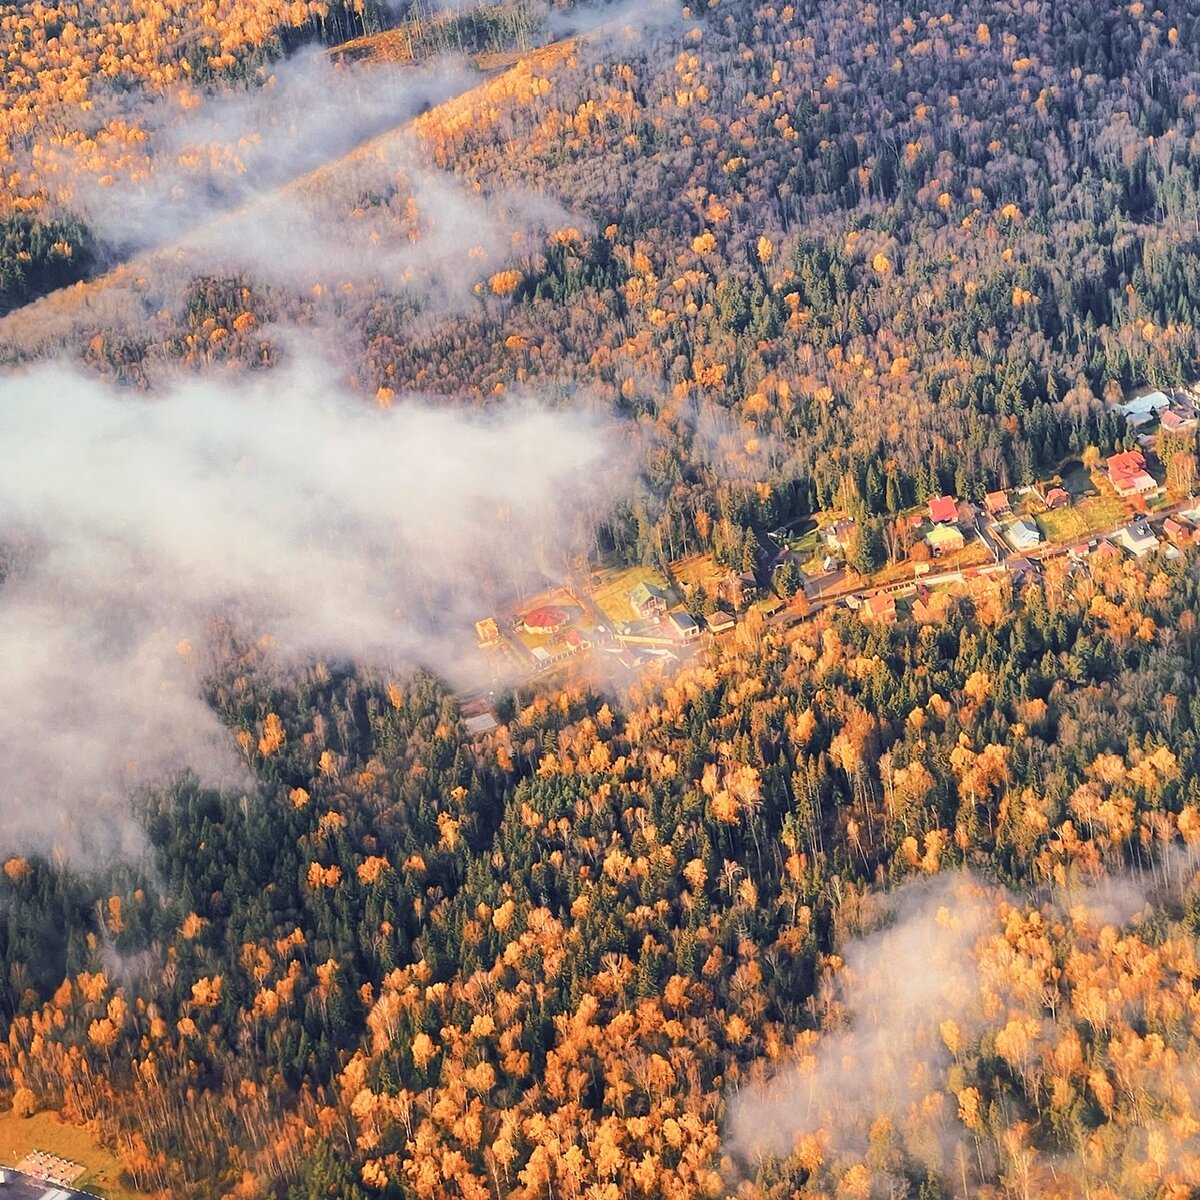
2 1 1200 1199
4 0 1199 562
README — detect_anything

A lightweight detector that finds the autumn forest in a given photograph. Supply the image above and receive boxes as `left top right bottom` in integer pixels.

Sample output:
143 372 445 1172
4 1 1200 1199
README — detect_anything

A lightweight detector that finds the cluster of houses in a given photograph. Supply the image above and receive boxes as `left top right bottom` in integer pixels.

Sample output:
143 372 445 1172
1103 511 1200 559
926 495 968 556
924 491 1050 557
1118 388 1200 435
630 580 720 640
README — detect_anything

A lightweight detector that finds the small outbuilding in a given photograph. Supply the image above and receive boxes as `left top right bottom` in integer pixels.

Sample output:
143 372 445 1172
475 617 501 647
667 610 701 641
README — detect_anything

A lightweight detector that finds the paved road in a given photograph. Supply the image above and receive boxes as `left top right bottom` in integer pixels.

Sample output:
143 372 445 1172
767 495 1198 630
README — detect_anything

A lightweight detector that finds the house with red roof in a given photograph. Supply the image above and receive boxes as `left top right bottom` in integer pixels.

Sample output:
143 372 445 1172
1044 487 1070 508
928 495 959 524
860 593 897 625
1164 517 1196 547
1161 409 1198 434
984 490 1010 517
1106 449 1160 497
520 605 570 635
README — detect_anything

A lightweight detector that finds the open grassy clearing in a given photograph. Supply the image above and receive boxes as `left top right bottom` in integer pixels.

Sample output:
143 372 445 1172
590 565 669 625
1077 494 1130 533
0 1109 143 1200
1036 506 1089 542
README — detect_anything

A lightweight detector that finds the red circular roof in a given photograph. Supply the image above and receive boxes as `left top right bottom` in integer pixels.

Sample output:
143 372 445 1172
523 605 568 630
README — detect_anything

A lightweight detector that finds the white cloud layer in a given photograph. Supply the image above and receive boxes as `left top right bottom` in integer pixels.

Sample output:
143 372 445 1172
0 359 628 860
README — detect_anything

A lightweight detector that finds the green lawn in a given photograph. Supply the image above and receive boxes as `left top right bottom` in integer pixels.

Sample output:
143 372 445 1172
1059 461 1097 499
788 527 820 556
1036 506 1088 543
590 566 670 625
1077 495 1129 534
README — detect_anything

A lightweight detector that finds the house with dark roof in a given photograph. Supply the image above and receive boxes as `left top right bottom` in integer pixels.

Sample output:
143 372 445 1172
667 610 701 641
718 571 756 611
1111 522 1159 557
706 608 736 634
1008 557 1040 584
821 518 857 555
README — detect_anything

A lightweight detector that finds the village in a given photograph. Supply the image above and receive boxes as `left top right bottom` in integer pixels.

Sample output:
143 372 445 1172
466 382 1200 718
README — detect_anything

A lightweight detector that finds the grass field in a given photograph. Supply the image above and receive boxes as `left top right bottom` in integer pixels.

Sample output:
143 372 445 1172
788 527 821 558
1077 495 1130 534
1036 506 1089 543
670 553 723 592
590 565 670 625
0 1109 143 1199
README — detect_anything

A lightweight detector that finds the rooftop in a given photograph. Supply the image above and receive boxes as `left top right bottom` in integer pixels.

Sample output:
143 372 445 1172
1120 390 1171 416
929 495 958 524
0 1165 90 1199
521 605 568 630
926 523 965 545
629 581 665 606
